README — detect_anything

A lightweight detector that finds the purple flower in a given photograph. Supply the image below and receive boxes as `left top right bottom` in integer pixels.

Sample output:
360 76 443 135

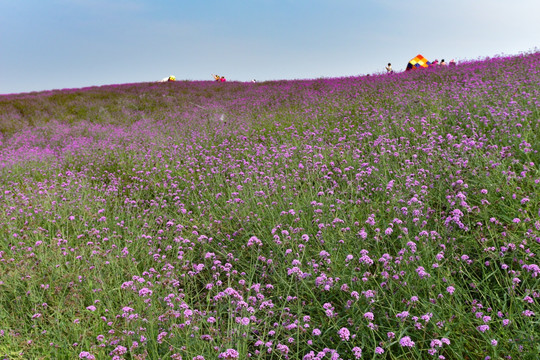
237 317 250 325
277 343 290 354
399 336 415 347
247 236 262 247
416 266 431 279
396 311 409 319
79 352 96 360
110 345 127 356
218 349 239 359
138 287 153 297
477 325 490 333
338 327 350 341
430 339 443 348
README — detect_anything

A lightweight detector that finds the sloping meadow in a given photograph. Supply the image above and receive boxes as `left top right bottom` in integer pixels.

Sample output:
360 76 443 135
0 53 539 359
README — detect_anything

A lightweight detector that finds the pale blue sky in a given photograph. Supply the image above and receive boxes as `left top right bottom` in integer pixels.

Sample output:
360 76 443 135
1 0 539 94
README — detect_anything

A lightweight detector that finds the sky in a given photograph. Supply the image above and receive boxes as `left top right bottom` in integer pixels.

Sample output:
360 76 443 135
1 0 539 95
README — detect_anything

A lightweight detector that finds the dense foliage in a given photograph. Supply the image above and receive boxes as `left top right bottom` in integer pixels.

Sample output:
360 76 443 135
1 52 539 359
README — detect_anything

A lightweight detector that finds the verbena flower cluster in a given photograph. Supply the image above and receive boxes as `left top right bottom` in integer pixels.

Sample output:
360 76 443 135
0 52 539 359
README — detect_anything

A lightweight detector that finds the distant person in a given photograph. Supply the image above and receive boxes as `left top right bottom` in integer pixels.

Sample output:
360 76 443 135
450 59 456 66
440 59 446 66
252 79 257 83
220 76 226 82
385 63 393 73
213 74 221 81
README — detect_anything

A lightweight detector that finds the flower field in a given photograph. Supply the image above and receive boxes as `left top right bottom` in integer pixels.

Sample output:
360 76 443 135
0 52 539 359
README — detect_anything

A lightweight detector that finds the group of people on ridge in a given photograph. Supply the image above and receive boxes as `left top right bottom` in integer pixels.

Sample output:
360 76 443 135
386 58 456 74
426 59 455 66
212 74 227 82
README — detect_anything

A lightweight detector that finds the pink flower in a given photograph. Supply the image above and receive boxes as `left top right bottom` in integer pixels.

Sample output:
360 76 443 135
396 311 409 319
218 348 239 359
277 343 290 354
338 327 350 341
477 325 490 333
111 345 127 355
79 352 96 359
138 288 153 297
430 339 443 348
247 236 262 247
399 336 415 347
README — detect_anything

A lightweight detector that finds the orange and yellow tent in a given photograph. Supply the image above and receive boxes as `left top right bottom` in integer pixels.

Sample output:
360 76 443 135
406 54 430 71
